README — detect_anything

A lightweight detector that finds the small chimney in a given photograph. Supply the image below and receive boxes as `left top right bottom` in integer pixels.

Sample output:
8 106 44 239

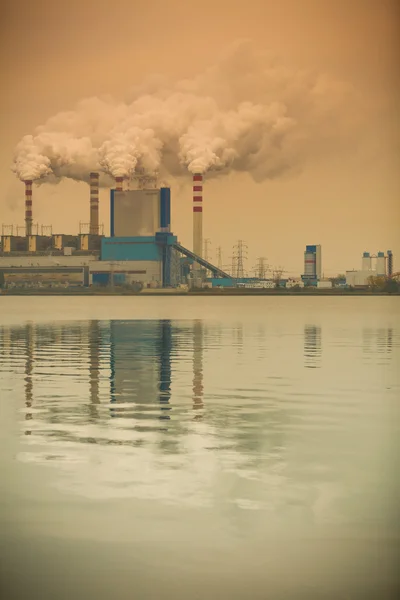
193 173 203 262
89 172 99 235
115 176 123 192
25 180 33 237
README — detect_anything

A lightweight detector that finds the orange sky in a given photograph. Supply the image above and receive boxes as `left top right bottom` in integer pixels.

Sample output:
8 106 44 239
1 0 399 276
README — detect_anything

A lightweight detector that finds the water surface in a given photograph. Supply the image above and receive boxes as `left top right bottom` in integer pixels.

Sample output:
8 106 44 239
0 297 399 599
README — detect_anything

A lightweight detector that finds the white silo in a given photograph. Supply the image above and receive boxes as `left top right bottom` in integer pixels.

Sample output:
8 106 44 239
376 252 386 276
362 252 372 271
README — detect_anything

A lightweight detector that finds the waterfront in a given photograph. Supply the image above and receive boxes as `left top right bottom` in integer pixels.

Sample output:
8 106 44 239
0 297 399 599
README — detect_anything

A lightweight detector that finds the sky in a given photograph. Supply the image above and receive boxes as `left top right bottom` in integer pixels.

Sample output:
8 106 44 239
1 0 399 276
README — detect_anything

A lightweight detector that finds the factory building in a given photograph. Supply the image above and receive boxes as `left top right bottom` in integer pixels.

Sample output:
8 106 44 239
346 250 394 287
302 244 322 284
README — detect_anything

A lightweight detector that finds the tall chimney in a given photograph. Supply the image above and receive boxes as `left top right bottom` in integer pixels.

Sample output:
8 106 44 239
24 180 33 236
89 172 99 235
115 176 123 192
193 173 203 261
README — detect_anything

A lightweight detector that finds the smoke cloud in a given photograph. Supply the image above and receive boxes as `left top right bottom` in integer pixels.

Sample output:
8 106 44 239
12 39 361 185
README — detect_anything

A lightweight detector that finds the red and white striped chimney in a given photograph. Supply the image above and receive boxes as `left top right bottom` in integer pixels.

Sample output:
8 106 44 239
89 172 99 235
193 173 203 260
24 180 33 237
115 176 123 192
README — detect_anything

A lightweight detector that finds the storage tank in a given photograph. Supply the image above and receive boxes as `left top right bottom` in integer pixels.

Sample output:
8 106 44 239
362 252 372 271
376 252 386 276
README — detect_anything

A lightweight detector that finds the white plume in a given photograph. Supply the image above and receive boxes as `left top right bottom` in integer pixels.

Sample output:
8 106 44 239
12 39 361 184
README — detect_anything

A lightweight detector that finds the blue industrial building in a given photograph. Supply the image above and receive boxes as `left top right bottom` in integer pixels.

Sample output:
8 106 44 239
91 186 229 288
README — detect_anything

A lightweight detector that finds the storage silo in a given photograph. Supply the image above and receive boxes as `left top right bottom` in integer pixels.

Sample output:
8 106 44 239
362 252 372 271
376 252 386 276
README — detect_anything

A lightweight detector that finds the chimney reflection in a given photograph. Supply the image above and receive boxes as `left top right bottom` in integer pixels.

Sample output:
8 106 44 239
88 320 101 421
304 324 322 369
192 320 204 416
24 322 35 435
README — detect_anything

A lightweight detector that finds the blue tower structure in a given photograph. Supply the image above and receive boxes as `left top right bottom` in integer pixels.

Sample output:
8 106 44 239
100 186 229 288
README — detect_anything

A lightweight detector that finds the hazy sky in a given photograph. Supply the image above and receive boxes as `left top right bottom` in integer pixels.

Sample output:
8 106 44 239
1 0 399 276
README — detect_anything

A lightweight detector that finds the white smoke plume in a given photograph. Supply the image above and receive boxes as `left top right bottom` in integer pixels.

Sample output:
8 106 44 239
12 39 362 184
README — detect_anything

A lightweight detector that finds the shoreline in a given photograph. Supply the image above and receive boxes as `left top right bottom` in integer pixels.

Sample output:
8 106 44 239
1 289 399 297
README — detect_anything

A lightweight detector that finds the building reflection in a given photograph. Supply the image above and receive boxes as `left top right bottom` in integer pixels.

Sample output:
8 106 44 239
1 319 209 442
158 320 172 419
363 327 394 357
304 324 322 369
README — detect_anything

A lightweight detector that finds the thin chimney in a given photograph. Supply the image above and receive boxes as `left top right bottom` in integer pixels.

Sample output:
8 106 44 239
193 173 203 263
89 172 99 235
115 176 123 192
25 180 33 237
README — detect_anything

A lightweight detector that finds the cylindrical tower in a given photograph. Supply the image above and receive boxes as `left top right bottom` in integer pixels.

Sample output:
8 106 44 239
193 173 203 264
387 250 393 277
24 180 33 236
89 172 99 235
362 251 372 271
376 251 386 276
115 177 123 192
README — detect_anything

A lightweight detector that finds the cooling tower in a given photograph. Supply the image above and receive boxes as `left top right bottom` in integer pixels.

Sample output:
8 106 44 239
24 180 33 236
193 173 203 265
89 172 99 235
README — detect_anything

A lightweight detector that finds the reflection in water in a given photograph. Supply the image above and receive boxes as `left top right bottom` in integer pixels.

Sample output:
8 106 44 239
363 327 394 359
24 322 35 434
1 311 399 599
304 325 322 368
158 320 172 418
0 319 398 519
192 320 204 415
89 320 101 422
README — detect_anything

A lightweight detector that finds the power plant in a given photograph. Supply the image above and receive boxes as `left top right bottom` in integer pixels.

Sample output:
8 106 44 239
0 175 396 291
0 173 229 289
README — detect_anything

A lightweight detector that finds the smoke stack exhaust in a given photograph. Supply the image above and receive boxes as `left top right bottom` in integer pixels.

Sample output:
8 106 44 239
115 176 123 192
24 180 33 236
89 172 99 235
193 173 203 263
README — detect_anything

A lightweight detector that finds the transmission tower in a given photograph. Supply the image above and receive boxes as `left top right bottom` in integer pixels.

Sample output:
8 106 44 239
254 257 269 279
216 246 223 270
233 240 248 279
203 238 212 262
272 266 285 287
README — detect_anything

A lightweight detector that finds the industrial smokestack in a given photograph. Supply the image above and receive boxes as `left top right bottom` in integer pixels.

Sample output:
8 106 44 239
89 172 99 235
24 180 33 236
193 173 203 263
115 176 123 192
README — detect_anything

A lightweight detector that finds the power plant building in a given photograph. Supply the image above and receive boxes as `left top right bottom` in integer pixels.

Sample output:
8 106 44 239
0 172 229 289
302 244 322 283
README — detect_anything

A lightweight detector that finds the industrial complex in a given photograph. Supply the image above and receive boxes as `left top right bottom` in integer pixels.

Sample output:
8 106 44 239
0 172 396 291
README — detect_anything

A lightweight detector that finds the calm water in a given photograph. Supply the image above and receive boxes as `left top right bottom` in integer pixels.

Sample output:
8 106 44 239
0 297 399 599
